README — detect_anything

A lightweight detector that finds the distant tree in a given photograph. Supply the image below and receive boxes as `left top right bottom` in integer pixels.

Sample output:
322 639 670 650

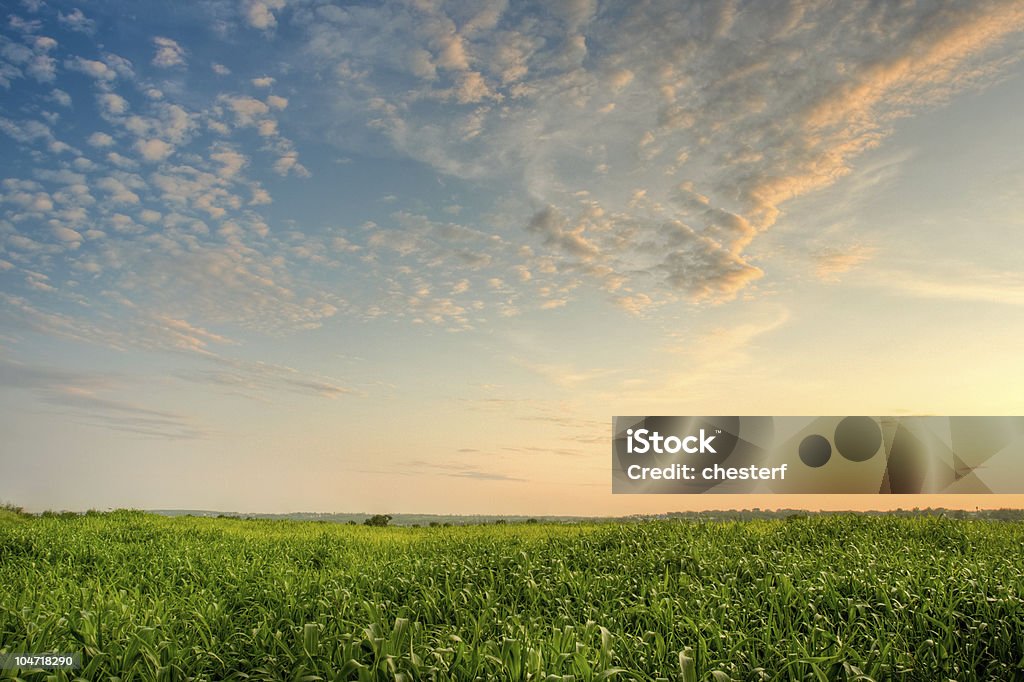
1 502 25 516
364 514 392 527
429 521 440 527
525 518 539 524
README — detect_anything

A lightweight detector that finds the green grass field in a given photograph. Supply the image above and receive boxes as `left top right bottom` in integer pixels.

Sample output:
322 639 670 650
1 512 1022 681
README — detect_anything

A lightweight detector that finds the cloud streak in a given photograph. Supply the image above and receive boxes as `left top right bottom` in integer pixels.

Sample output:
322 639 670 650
0 357 205 439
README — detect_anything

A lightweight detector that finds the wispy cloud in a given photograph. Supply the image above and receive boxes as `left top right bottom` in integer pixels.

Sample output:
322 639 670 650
400 460 525 482
510 357 623 391
0 296 353 402
348 458 525 482
815 245 878 282
176 354 355 400
0 357 206 439
868 267 1024 306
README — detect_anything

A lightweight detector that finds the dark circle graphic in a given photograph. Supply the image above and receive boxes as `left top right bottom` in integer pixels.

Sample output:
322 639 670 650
835 416 882 462
799 434 831 467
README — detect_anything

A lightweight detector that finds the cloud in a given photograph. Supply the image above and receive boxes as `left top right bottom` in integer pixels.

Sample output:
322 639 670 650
0 293 124 350
0 31 349 395
526 206 599 260
0 358 110 392
399 460 525 482
177 354 354 400
220 95 269 125
296 0 1024 309
250 187 272 205
52 225 83 247
815 244 877 281
109 230 341 332
0 293 349 407
65 53 133 84
671 306 792 365
210 148 248 179
511 357 622 390
57 9 95 34
4 0 1023 365
454 71 497 103
407 48 437 81
0 358 206 439
351 210 576 324
0 116 53 145
4 297 343 403
0 63 20 89
657 220 763 301
273 150 309 177
0 183 55 215
153 103 194 143
613 292 655 316
135 138 174 162
106 151 137 169
600 303 793 404
23 38 57 82
152 37 186 67
143 315 233 353
433 33 470 72
1 37 34 67
33 36 57 51
867 268 1024 306
138 209 161 223
87 131 114 147
66 57 113 80
96 176 140 203
97 92 127 115
212 63 230 75
50 88 71 106
96 98 196 164
8 16 42 33
243 0 286 30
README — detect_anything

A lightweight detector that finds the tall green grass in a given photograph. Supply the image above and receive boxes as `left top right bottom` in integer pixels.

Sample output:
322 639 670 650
1 513 1022 680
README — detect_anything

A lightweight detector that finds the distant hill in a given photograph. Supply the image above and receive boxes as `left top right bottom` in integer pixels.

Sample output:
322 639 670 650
149 510 590 526
147 508 1024 525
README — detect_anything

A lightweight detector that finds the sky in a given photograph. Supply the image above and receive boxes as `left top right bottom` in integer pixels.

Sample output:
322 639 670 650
2 0 1024 515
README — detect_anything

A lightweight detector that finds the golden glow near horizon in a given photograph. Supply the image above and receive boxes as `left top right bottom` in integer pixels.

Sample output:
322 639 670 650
1 1 1024 515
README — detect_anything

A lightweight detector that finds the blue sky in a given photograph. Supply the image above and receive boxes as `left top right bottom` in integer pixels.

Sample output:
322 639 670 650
2 0 1024 514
